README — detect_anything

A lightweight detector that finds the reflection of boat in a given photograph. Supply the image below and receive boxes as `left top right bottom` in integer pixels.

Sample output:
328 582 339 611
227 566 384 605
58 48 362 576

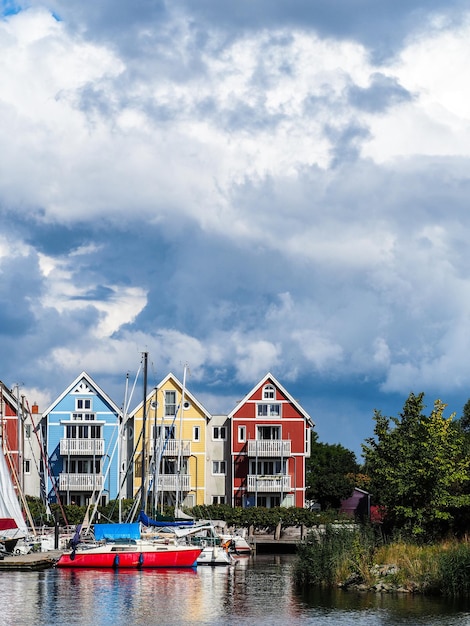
56 523 202 569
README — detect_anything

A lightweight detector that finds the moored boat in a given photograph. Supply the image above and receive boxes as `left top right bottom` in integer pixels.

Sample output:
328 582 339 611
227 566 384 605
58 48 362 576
56 522 202 569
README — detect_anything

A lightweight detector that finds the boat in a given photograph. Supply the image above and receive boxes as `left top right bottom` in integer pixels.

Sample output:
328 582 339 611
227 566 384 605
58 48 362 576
219 531 252 556
56 522 202 568
0 440 27 554
170 522 236 566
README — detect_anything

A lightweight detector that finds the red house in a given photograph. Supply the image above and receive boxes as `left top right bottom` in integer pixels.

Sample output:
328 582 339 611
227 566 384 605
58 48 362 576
229 373 314 508
0 382 21 492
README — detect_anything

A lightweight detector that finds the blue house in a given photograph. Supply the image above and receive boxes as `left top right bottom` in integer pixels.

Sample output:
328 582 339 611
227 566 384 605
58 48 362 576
43 372 121 507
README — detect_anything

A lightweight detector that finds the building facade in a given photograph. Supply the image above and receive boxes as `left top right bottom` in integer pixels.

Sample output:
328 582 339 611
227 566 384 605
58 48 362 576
43 372 121 507
131 371 211 512
229 373 314 508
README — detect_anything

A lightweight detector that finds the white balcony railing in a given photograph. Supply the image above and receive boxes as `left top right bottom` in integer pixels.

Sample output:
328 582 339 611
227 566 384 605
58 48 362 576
159 440 191 457
156 474 191 491
60 439 104 455
59 473 104 491
247 475 291 493
247 440 291 457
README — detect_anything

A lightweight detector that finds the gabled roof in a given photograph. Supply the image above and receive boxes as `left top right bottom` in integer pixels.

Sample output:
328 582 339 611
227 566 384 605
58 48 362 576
0 382 19 413
129 372 212 421
42 371 121 416
228 372 315 427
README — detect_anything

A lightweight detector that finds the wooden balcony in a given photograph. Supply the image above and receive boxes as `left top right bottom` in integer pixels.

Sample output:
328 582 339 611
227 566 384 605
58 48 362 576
160 440 191 457
247 440 291 457
247 475 291 492
156 474 191 491
60 438 104 455
59 473 104 491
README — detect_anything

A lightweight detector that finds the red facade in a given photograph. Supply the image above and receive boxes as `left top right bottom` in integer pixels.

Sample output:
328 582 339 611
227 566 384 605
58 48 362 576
230 374 313 508
0 384 20 491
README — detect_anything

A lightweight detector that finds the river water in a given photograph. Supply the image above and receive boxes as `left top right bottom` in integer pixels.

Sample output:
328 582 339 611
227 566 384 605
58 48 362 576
1 554 470 626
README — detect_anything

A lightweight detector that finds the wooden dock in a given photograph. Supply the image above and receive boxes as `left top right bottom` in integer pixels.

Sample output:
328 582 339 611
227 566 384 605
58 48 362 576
0 550 62 571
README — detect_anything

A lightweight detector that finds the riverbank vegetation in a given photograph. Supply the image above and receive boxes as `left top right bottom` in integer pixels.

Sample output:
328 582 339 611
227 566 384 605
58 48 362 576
293 525 470 597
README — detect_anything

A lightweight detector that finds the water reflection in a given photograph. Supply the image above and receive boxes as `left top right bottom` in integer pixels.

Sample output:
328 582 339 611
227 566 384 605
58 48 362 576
1 555 470 625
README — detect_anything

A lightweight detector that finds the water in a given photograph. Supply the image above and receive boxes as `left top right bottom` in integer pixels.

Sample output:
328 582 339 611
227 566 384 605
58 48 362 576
1 555 470 626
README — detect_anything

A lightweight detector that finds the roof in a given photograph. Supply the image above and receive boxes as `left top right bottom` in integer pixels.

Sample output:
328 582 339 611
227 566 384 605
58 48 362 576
228 372 315 427
129 371 212 420
42 371 121 416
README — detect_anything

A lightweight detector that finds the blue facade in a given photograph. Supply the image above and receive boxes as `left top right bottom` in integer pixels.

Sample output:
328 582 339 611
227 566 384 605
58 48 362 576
44 372 121 507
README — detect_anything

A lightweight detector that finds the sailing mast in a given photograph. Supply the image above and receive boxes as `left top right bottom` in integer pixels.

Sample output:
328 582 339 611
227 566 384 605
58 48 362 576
141 351 148 514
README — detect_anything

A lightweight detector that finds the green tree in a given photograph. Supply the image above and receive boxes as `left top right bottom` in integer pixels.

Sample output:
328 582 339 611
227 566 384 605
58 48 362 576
306 433 359 510
363 392 470 539
459 398 470 433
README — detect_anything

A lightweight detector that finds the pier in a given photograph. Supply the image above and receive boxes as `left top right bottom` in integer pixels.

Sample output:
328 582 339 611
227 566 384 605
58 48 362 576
0 550 62 571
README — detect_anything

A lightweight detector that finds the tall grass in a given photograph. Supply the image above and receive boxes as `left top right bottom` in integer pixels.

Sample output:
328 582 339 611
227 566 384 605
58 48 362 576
295 530 470 597
293 524 376 587
437 543 470 597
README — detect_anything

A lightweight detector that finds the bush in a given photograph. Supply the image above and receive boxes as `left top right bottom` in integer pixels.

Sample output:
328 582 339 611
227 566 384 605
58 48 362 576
437 543 470 597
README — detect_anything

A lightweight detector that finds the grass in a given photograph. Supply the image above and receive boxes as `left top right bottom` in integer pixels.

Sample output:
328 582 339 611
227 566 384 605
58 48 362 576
294 527 470 597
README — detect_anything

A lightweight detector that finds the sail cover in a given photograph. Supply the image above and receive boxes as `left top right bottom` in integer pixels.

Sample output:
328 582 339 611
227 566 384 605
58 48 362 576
0 449 27 533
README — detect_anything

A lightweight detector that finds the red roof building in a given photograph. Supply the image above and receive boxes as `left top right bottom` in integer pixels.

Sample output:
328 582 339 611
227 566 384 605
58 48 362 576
229 373 314 508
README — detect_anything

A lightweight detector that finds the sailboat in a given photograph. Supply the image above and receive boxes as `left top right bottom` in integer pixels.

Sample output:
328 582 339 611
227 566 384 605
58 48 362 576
0 444 27 553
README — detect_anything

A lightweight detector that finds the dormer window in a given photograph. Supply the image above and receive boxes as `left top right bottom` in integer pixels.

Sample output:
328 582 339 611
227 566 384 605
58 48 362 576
263 384 275 400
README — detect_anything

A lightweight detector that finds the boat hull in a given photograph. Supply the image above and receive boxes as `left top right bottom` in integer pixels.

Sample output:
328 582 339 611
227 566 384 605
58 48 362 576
57 546 201 569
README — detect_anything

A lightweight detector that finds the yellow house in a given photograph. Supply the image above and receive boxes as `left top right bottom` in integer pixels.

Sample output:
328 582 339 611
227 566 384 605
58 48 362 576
131 371 211 512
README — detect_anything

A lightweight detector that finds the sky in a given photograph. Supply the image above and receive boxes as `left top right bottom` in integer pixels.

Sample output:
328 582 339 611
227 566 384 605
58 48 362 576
1 0 470 461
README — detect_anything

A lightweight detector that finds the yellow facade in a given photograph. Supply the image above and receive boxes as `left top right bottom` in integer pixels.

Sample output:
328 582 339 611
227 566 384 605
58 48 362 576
131 373 209 510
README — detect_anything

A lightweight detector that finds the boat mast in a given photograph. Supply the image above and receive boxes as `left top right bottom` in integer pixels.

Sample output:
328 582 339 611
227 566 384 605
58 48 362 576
142 351 148 514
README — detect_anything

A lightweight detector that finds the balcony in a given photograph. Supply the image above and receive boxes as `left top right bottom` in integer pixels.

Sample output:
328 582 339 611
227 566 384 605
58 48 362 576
60 438 104 455
247 440 291 457
59 473 104 491
156 474 191 491
247 474 291 493
160 440 191 457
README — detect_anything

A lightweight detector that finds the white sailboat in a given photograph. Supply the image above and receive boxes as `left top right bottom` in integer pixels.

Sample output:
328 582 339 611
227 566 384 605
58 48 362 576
0 446 27 553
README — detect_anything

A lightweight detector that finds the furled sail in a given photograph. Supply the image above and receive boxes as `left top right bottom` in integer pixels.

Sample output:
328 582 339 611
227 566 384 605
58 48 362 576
0 448 27 533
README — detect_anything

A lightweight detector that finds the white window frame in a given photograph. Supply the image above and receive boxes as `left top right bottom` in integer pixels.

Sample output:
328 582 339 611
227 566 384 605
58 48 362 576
24 459 31 474
193 426 200 442
164 391 177 416
212 461 226 475
213 426 226 440
76 398 92 411
238 426 246 443
262 384 275 400
257 403 281 418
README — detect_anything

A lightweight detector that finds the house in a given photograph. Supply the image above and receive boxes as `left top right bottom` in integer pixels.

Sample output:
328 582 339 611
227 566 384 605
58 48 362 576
229 373 314 508
43 372 121 507
130 370 211 511
206 413 231 505
0 382 42 499
340 487 371 520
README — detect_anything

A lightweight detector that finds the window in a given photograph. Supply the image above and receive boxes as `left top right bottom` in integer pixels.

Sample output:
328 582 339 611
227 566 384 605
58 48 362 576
212 496 226 505
164 391 176 416
213 426 226 440
76 398 92 410
212 461 226 475
263 384 275 400
238 426 246 443
193 426 200 442
72 412 96 421
24 459 31 474
250 460 286 475
25 424 31 439
153 425 175 440
257 425 280 440
66 424 102 439
257 404 281 417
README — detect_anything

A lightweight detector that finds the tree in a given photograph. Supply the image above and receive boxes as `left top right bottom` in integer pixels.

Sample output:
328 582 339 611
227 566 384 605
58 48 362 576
363 392 470 539
306 433 359 510
459 398 470 433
